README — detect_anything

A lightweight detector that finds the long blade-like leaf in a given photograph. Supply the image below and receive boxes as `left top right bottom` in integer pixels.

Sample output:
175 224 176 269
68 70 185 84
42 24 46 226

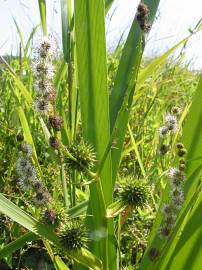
38 0 47 35
74 0 116 268
109 0 160 183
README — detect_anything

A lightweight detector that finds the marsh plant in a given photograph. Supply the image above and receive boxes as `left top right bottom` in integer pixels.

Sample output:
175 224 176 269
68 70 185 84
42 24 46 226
0 0 202 270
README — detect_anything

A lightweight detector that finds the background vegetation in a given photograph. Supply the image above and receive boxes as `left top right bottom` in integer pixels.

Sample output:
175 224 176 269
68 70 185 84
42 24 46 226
0 0 201 269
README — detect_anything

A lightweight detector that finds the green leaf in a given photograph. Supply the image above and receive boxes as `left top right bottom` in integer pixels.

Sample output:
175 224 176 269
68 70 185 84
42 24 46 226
0 200 89 259
106 200 126 218
69 248 103 270
38 0 47 35
105 0 115 13
164 192 202 270
74 0 116 268
0 232 38 259
109 0 160 183
60 0 73 63
67 200 89 218
24 25 39 56
0 194 102 270
0 194 59 244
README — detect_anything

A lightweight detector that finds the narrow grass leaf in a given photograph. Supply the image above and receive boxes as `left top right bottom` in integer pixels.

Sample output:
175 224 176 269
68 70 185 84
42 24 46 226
0 232 38 259
38 0 47 35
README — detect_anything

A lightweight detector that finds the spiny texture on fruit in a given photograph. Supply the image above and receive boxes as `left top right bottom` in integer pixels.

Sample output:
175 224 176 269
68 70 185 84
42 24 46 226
120 179 149 208
59 221 88 251
65 139 96 172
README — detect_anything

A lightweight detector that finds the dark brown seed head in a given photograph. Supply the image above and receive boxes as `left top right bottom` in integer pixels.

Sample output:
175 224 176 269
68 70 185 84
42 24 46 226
178 148 187 157
49 136 60 149
179 163 186 171
176 143 184 149
16 132 24 142
49 115 63 131
140 22 151 33
137 2 149 15
148 247 160 261
43 209 57 225
179 159 186 165
160 144 169 155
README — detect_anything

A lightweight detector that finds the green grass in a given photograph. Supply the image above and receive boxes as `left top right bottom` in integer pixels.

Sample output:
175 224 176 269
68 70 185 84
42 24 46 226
0 0 202 269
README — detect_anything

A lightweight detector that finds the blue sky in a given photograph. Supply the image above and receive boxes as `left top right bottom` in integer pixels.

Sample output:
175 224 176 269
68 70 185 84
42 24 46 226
0 0 202 70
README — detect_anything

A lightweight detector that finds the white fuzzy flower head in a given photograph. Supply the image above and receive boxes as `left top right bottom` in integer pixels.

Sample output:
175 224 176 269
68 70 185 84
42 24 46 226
34 35 57 59
17 177 33 191
161 203 174 215
20 143 33 157
165 114 178 133
172 106 181 116
34 79 55 95
171 187 184 209
158 126 168 138
23 165 37 181
159 225 171 239
164 214 176 226
35 98 50 114
168 168 185 187
16 157 31 175
31 60 55 80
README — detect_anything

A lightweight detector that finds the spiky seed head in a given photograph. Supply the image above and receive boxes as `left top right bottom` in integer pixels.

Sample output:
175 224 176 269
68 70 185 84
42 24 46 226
59 222 88 251
49 136 60 149
65 140 96 172
148 247 160 261
120 179 149 208
49 115 63 131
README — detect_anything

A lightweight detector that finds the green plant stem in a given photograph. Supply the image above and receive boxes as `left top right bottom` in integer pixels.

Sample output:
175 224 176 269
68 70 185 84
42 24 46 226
60 162 69 210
